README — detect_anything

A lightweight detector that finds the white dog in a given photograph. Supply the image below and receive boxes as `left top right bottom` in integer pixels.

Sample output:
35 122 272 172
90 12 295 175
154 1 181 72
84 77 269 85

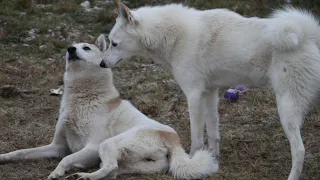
0 34 217 180
100 1 320 180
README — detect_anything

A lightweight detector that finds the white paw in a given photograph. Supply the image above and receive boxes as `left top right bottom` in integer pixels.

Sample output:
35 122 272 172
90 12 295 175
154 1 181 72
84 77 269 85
0 155 7 164
47 169 65 180
66 172 92 180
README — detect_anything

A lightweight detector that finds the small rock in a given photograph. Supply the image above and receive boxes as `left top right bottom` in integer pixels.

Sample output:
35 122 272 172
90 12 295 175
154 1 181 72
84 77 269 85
50 85 64 96
30 28 40 34
55 26 61 31
80 1 90 9
39 45 47 50
24 37 35 42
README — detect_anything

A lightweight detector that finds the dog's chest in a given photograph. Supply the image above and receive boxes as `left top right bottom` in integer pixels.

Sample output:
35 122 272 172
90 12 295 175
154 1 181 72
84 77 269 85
63 101 109 152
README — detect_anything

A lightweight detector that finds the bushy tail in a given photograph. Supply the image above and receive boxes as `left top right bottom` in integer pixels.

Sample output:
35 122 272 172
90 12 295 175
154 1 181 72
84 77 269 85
169 147 218 179
266 6 320 51
159 131 218 179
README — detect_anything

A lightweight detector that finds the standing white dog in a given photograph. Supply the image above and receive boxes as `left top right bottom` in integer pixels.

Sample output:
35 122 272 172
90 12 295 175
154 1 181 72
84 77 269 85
100 1 320 180
0 35 217 180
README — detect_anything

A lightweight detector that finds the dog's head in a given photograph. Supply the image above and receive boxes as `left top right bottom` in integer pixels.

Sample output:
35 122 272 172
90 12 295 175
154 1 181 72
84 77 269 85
66 34 107 70
100 0 142 68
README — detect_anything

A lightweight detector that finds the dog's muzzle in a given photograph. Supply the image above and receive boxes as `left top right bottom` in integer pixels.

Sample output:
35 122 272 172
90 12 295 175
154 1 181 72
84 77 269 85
67 46 76 54
100 59 123 68
67 46 80 61
100 60 107 68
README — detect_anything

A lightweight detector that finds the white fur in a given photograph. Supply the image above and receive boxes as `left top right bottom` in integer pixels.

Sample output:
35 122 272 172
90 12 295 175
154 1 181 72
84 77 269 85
102 2 320 180
0 34 218 180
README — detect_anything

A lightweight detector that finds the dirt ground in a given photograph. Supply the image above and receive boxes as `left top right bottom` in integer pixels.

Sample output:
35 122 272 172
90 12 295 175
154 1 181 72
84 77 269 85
0 0 319 180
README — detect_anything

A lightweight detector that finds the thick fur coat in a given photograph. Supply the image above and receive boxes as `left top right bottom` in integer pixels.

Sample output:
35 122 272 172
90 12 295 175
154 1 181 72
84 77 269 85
0 35 218 180
101 1 320 180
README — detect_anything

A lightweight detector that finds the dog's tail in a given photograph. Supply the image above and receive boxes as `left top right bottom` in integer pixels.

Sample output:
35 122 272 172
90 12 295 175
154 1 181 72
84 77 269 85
159 131 218 179
266 6 320 51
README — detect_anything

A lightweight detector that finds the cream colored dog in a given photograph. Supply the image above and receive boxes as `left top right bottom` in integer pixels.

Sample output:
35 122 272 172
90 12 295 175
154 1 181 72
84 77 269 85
0 34 217 180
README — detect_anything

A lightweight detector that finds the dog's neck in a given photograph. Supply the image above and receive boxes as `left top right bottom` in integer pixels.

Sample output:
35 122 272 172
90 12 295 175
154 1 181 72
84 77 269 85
63 66 120 103
136 7 189 68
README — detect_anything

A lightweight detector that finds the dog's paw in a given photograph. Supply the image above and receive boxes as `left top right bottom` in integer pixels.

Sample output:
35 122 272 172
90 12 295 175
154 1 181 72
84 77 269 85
0 155 6 164
48 170 64 180
66 173 91 180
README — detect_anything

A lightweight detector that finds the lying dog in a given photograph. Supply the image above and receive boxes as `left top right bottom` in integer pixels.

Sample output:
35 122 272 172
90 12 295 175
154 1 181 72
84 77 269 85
0 34 218 180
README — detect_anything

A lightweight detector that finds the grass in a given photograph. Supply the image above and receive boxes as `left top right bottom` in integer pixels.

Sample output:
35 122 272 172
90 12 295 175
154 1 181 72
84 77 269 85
0 0 319 180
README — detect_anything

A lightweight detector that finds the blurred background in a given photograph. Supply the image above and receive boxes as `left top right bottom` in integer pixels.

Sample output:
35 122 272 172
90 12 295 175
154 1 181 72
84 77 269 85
0 0 319 180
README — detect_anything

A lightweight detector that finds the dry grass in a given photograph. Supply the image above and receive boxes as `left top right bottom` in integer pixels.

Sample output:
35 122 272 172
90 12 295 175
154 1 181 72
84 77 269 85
0 0 319 180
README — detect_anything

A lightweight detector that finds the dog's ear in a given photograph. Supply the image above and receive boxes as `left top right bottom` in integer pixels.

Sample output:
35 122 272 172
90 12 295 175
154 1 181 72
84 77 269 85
95 34 107 51
115 0 139 25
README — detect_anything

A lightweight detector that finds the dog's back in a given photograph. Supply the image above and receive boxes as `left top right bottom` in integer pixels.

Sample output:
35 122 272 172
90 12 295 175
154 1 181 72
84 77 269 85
102 3 320 179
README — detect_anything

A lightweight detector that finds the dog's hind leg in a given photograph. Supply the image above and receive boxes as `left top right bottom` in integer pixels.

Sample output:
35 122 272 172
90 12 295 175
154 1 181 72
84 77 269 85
117 158 168 176
68 136 128 180
47 145 99 180
69 130 168 180
270 43 320 179
204 88 220 157
0 143 68 163
276 92 305 180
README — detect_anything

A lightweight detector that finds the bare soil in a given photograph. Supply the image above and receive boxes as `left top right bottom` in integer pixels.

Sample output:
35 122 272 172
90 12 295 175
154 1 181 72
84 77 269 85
0 0 319 179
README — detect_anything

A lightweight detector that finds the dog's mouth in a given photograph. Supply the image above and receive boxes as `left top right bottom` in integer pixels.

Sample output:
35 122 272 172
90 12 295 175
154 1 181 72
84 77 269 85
68 54 82 61
115 59 123 66
100 59 123 68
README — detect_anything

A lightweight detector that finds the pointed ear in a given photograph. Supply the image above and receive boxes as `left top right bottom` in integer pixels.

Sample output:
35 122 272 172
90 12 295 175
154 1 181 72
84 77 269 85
95 34 107 51
115 0 138 25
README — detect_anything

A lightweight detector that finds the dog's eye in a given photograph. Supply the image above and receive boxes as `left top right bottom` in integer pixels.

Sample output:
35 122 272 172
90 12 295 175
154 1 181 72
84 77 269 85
145 158 155 162
111 41 117 47
83 46 91 51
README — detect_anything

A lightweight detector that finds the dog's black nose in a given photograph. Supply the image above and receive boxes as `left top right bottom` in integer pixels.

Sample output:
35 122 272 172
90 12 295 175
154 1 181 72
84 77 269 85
100 60 107 68
67 46 76 54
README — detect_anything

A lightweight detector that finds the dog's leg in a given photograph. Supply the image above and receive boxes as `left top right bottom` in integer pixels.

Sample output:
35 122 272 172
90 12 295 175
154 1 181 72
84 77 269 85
82 158 168 180
0 123 69 163
186 90 206 155
0 143 68 163
68 138 122 180
47 145 99 180
69 130 168 180
118 158 168 175
204 88 220 157
276 93 305 180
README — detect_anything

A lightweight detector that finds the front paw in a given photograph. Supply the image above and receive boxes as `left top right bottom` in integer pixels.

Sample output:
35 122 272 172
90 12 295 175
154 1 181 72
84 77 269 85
66 173 91 180
0 155 7 164
48 169 65 180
